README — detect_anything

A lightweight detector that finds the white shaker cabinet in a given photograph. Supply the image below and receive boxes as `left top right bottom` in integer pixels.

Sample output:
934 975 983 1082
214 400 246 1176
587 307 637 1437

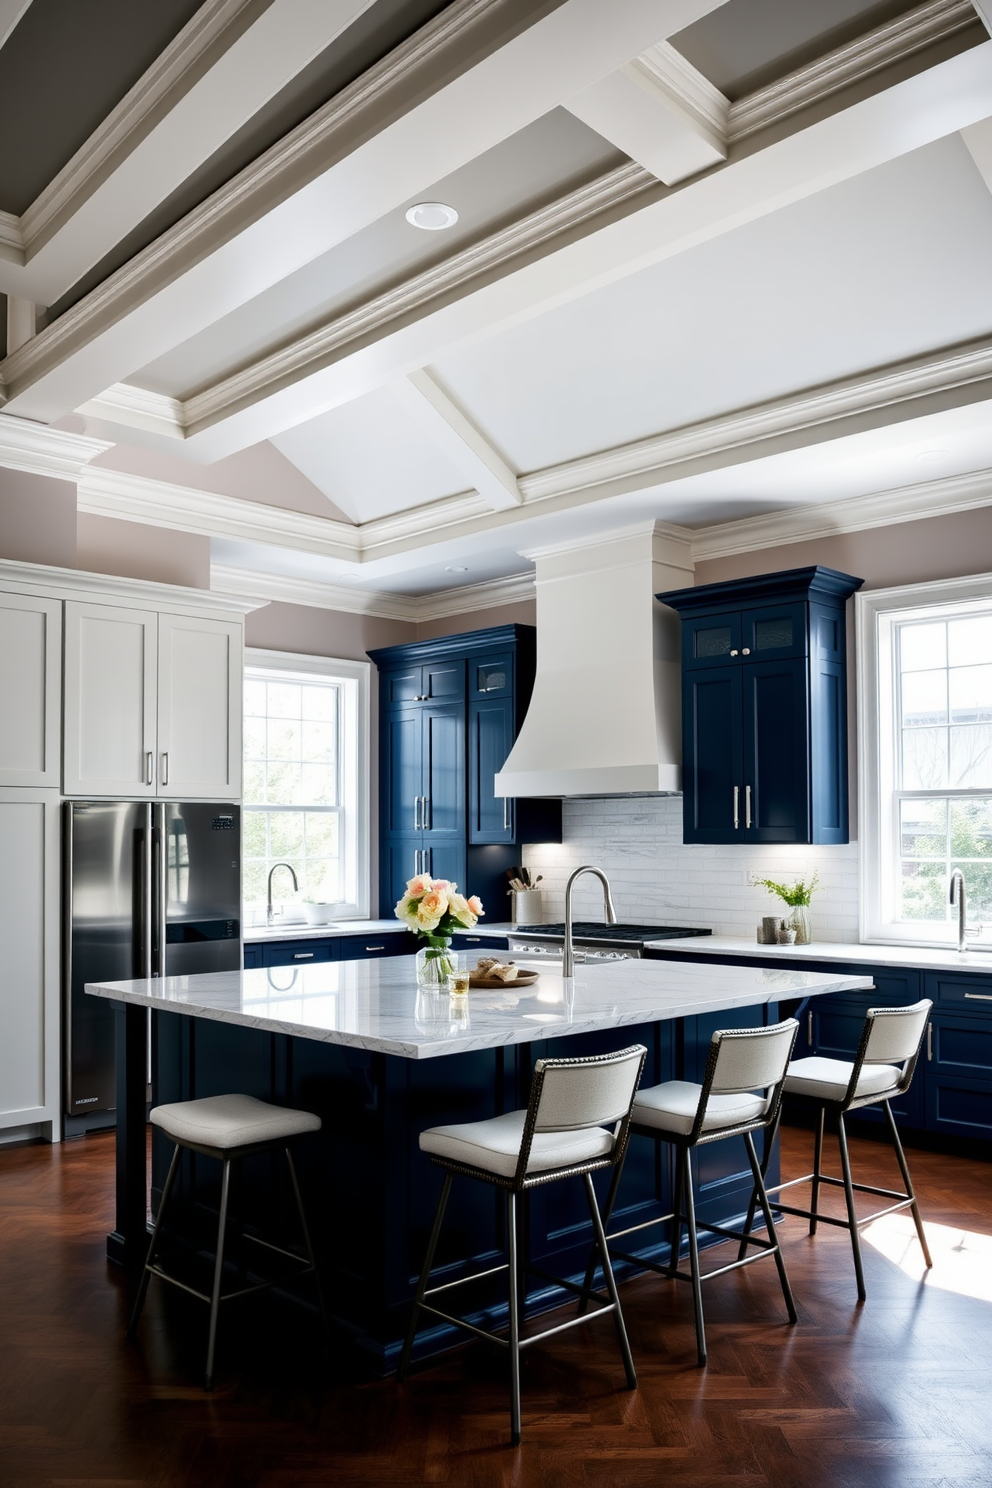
63 602 158 797
0 592 61 788
0 790 60 1140
158 612 242 798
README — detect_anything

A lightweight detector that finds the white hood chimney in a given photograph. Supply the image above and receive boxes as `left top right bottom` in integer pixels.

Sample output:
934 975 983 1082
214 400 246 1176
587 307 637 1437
495 523 694 798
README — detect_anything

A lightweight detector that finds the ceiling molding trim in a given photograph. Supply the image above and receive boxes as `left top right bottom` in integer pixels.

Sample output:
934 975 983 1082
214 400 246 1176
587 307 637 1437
727 0 979 143
179 163 656 436
358 490 493 553
210 562 535 620
392 369 522 511
79 382 186 438
0 208 24 264
690 465 992 561
520 337 992 507
0 411 110 478
631 40 729 153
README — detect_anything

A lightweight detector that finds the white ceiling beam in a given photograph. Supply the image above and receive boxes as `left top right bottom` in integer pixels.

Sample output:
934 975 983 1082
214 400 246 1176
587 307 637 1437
390 369 522 511
97 40 992 464
960 112 992 191
0 0 32 51
0 0 382 296
0 0 726 420
565 41 727 186
974 0 992 37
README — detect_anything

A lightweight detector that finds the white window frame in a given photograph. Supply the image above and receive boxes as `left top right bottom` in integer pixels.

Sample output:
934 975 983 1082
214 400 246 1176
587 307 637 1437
244 648 370 922
858 571 992 948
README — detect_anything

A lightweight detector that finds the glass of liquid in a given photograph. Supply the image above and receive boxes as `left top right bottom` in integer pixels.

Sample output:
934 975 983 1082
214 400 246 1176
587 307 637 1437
447 953 471 998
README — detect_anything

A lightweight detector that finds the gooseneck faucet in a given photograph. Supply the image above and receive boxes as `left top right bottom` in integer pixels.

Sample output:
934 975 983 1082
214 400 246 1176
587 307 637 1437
950 869 967 952
563 865 618 979
267 862 299 925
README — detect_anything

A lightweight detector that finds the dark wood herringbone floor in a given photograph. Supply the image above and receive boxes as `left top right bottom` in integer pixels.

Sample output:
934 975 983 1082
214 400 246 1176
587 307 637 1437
1 1126 990 1488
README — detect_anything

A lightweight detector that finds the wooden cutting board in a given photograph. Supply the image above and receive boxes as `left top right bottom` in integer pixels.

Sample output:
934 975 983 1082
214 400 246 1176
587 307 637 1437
468 968 540 989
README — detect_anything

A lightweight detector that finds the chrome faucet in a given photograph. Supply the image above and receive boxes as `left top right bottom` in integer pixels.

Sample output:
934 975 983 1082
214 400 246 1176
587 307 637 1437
563 865 617 979
949 869 967 952
267 862 298 925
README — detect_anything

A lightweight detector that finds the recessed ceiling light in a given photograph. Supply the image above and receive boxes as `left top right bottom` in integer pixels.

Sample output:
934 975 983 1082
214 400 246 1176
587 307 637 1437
445 564 468 573
406 202 459 231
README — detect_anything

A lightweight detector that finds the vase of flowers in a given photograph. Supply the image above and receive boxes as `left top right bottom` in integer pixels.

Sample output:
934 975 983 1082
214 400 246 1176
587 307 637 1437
751 872 819 945
395 874 484 989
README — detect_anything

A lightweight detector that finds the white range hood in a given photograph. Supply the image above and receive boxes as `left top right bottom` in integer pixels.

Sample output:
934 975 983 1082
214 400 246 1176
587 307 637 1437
495 523 694 798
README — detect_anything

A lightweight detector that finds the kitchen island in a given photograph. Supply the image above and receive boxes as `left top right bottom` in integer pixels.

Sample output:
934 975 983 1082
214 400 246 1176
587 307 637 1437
88 955 872 1373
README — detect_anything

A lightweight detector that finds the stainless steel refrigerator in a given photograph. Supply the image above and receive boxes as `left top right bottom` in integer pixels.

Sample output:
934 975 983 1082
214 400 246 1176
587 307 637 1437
64 801 241 1130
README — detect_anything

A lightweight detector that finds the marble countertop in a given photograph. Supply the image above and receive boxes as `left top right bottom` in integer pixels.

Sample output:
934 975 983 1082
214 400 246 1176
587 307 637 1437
244 919 514 944
85 957 872 1061
644 934 992 975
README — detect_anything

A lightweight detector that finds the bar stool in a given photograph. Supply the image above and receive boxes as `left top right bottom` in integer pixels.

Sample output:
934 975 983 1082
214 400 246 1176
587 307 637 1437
398 1044 647 1446
128 1093 325 1389
583 1018 800 1366
741 1000 933 1300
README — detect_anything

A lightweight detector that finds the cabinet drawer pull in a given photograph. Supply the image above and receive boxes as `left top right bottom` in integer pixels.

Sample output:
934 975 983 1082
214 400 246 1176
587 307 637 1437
145 751 153 786
503 797 511 832
964 992 992 1001
293 952 314 960
927 1022 933 1061
465 936 480 942
365 944 385 951
745 784 752 829
161 751 169 787
807 1010 813 1044
733 785 739 829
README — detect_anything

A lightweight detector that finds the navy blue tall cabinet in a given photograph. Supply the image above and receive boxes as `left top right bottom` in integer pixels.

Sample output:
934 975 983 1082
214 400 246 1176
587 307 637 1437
657 567 863 845
369 625 561 918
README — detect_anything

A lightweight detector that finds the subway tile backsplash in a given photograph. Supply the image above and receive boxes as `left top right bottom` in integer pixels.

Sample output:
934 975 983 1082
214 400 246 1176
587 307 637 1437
520 796 859 941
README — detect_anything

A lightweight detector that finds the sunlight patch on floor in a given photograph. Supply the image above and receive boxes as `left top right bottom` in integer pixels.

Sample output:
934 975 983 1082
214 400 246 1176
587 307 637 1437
863 1214 992 1302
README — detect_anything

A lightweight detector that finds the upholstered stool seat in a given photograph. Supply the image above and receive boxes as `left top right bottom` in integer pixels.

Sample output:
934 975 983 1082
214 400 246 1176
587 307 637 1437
130 1093 325 1389
399 1045 647 1445
581 1018 800 1367
741 1001 933 1300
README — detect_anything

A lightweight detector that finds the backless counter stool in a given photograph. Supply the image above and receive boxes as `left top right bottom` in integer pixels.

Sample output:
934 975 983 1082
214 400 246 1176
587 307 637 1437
741 1000 933 1300
398 1044 647 1446
128 1093 325 1390
582 1018 800 1366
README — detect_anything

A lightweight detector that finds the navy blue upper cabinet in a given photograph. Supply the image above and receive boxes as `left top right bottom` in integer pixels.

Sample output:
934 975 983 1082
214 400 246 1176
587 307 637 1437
658 566 862 846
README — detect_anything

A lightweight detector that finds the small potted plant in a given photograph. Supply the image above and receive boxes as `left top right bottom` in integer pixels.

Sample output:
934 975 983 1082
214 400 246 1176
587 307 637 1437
751 872 819 945
395 874 484 989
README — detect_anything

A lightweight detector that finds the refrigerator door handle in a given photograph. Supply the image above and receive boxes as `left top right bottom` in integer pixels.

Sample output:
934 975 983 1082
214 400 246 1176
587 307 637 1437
142 804 153 980
154 803 167 978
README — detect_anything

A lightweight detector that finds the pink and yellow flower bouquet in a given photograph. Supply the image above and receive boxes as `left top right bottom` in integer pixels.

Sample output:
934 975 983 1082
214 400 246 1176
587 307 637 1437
395 875 484 989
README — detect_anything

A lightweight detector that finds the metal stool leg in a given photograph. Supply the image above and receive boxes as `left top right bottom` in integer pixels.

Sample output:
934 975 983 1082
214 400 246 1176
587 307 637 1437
669 1145 686 1278
737 1108 780 1260
397 1172 452 1382
835 1115 866 1302
284 1147 329 1337
883 1101 932 1269
584 1173 636 1389
681 1152 706 1367
810 1106 826 1236
507 1190 522 1447
128 1142 181 1339
204 1157 233 1391
744 1131 797 1324
577 1156 625 1315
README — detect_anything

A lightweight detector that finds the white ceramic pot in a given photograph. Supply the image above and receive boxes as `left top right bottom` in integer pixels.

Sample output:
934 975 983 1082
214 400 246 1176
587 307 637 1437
304 903 334 925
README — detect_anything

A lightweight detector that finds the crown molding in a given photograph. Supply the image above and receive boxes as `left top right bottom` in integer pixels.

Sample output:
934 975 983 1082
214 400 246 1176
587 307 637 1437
691 464 992 562
211 562 535 621
0 412 110 478
79 382 186 438
0 554 260 612
0 208 23 264
727 0 979 142
630 41 729 155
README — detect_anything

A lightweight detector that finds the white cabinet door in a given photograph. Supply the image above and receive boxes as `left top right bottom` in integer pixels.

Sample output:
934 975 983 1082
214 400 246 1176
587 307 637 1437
63 602 157 796
0 790 60 1138
0 593 61 787
158 613 242 798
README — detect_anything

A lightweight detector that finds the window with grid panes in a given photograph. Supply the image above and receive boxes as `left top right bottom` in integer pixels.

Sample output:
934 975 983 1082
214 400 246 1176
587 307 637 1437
242 651 369 921
860 582 992 946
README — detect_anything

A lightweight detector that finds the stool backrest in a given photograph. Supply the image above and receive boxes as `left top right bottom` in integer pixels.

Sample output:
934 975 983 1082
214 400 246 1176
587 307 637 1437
691 1019 799 1143
843 999 932 1105
514 1045 647 1185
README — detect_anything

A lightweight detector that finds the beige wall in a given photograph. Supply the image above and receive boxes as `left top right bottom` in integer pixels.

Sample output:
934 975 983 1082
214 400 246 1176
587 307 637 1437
0 468 77 567
76 513 210 588
416 597 536 640
245 600 415 660
693 505 992 590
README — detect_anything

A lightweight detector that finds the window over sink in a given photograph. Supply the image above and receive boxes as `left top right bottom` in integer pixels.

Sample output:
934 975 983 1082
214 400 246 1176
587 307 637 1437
242 649 370 923
859 576 992 947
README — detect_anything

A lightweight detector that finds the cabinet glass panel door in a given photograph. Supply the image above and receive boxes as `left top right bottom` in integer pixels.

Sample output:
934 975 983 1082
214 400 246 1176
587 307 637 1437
742 658 808 842
683 667 742 843
681 613 742 669
742 603 806 660
469 697 514 844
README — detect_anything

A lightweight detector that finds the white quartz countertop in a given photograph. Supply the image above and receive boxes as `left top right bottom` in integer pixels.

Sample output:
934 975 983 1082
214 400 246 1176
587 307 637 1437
85 957 872 1060
244 919 514 945
644 934 992 975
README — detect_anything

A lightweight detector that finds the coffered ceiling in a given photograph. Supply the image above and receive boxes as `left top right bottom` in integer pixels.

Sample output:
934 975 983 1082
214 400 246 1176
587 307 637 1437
1 0 992 600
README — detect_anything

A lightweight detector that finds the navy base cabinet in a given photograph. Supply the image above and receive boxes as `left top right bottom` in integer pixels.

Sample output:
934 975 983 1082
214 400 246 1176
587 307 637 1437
658 566 862 845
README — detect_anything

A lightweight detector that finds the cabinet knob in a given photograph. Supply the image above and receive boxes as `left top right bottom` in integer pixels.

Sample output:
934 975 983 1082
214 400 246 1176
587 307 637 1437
730 649 739 656
742 647 751 655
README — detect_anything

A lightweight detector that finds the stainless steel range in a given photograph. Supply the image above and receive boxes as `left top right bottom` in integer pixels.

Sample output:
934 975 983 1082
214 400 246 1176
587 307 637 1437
506 923 711 963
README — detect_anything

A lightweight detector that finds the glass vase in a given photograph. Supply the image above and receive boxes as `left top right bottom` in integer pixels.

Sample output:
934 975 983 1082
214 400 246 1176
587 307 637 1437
789 905 812 945
416 940 454 990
